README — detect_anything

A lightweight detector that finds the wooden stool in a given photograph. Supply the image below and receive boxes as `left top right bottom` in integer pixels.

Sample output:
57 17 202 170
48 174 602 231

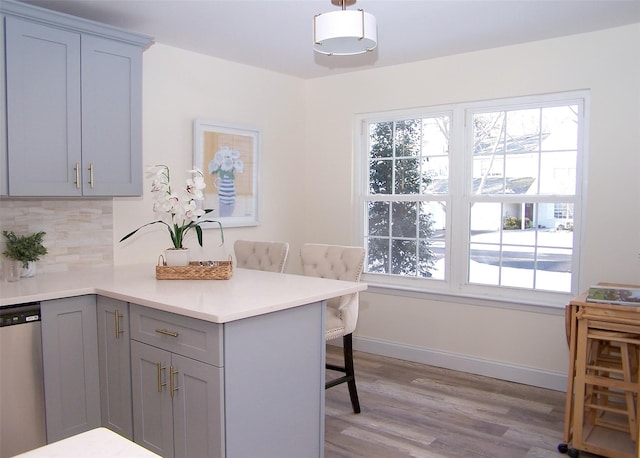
561 293 640 458
584 329 639 441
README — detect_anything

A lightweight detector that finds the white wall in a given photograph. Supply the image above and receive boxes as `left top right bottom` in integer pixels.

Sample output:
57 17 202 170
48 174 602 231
114 44 308 268
303 24 640 390
111 26 639 390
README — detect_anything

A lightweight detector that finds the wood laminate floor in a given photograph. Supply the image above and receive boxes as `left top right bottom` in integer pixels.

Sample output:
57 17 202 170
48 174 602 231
324 347 600 458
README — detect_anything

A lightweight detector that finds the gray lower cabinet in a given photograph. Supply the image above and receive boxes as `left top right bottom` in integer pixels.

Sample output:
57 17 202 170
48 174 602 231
1 0 151 197
129 304 224 458
41 297 325 457
41 296 101 442
130 301 325 458
96 297 133 440
130 341 224 458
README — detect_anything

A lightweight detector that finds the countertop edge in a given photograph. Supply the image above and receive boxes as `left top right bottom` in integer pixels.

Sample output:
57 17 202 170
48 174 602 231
1 265 368 323
0 287 97 306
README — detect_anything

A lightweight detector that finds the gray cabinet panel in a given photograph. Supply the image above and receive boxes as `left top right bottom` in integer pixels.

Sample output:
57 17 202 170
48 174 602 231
81 35 142 196
172 354 224 458
41 296 101 442
130 304 223 367
97 297 133 439
224 302 325 458
5 16 82 196
131 340 174 457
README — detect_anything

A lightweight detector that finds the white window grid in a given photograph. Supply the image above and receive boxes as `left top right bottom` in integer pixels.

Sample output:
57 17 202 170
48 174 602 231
355 91 589 304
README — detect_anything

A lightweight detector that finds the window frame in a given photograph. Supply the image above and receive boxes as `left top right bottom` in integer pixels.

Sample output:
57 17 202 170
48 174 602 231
355 91 589 307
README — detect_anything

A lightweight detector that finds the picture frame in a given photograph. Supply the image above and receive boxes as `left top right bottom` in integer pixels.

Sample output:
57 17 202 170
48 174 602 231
193 119 260 227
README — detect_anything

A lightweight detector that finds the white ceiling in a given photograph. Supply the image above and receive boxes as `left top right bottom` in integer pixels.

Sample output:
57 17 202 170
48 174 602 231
18 0 640 79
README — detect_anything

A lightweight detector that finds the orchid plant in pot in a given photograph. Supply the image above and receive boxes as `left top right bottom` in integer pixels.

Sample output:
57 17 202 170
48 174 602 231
120 165 224 266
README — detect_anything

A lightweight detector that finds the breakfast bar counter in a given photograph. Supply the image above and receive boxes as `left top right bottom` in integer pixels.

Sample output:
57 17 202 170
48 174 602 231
0 265 366 458
0 264 366 322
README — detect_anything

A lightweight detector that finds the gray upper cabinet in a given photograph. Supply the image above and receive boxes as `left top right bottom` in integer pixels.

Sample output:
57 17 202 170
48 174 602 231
6 17 82 197
81 36 143 197
1 0 152 197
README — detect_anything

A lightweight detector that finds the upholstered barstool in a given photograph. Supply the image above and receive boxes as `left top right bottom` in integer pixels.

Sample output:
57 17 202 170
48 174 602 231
300 243 365 414
233 240 289 273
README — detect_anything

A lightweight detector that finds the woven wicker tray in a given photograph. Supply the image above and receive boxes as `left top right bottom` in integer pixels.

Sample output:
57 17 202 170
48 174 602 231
156 256 233 280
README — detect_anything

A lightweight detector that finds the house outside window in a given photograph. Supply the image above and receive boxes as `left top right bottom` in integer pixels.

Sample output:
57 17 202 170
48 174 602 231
357 92 587 303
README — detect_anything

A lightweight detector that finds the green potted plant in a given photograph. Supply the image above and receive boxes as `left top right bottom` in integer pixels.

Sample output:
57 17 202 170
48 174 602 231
2 230 48 277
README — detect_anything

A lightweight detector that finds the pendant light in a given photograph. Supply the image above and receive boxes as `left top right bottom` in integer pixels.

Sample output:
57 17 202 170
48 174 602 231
313 0 377 56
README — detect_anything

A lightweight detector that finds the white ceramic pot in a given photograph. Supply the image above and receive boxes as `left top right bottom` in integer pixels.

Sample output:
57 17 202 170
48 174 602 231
164 248 190 266
21 261 36 278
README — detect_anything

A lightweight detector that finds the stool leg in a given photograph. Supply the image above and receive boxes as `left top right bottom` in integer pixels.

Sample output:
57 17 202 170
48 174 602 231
343 334 361 414
621 343 638 441
586 339 600 425
562 305 578 446
636 344 640 453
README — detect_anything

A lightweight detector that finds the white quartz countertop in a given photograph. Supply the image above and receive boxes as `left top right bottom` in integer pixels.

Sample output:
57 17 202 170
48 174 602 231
13 427 160 458
0 264 367 323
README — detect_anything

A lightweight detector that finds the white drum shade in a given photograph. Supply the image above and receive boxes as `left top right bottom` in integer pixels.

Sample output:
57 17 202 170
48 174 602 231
313 9 377 55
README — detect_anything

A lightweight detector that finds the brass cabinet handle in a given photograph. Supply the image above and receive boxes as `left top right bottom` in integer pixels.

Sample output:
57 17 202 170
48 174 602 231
170 366 179 399
114 310 124 339
74 163 80 189
157 363 167 393
155 328 179 338
88 163 94 188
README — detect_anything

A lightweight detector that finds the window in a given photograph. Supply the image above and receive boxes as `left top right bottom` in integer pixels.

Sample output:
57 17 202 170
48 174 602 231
358 92 587 301
365 116 449 279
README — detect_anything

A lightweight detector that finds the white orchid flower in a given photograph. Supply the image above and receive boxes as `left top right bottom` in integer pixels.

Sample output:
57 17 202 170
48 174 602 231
120 165 223 249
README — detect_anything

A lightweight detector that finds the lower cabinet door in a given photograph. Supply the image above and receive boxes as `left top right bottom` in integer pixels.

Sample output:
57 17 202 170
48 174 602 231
41 296 101 442
131 341 174 457
131 341 224 458
171 353 224 458
97 297 133 439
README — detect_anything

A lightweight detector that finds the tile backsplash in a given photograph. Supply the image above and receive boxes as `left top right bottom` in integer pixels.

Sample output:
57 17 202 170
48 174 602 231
0 198 113 273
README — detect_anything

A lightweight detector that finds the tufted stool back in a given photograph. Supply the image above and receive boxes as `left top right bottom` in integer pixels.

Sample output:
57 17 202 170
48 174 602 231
300 243 365 414
234 240 289 273
300 243 365 339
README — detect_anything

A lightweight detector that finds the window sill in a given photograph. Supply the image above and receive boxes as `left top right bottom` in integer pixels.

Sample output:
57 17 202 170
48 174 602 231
362 280 569 316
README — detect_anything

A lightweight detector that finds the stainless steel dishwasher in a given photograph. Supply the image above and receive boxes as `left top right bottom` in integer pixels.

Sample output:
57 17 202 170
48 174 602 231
0 302 47 458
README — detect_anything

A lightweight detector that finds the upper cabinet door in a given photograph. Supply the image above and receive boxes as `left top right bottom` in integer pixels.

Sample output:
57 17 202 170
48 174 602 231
6 17 82 196
81 35 143 196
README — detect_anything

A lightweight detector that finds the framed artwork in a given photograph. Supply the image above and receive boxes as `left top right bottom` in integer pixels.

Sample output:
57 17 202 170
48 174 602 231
193 120 260 227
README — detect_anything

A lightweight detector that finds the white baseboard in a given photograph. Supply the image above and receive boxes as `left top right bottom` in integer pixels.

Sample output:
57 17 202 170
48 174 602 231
346 335 568 392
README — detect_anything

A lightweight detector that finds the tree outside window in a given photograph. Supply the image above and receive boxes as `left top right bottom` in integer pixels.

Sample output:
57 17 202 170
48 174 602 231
365 117 449 279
